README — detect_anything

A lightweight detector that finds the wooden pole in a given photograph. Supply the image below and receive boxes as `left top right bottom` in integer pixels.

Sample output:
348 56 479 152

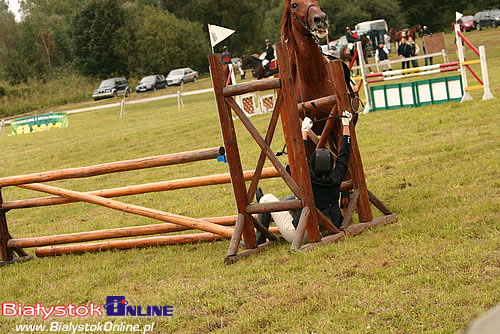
0 190 12 262
339 189 360 229
276 42 321 243
0 147 225 187
225 97 302 198
8 216 238 249
209 54 257 250
35 232 227 257
247 92 283 203
222 78 281 97
3 167 280 210
227 214 245 256
291 206 310 250
367 190 392 215
19 183 234 238
328 60 373 222
300 213 398 252
246 199 303 214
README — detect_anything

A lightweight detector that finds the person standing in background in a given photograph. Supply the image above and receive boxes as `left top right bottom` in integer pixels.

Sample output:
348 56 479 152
422 25 433 66
398 37 412 69
408 36 420 67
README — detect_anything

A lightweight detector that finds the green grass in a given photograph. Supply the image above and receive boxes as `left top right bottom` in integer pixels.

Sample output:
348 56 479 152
0 30 498 333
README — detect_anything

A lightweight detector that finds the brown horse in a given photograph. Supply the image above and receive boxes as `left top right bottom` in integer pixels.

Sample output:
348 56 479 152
407 24 423 40
281 0 342 141
390 24 424 47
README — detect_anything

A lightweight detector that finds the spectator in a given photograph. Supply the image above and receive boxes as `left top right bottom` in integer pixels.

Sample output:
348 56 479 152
375 42 392 71
422 25 433 66
408 36 420 67
397 37 412 69
384 33 392 53
221 46 231 65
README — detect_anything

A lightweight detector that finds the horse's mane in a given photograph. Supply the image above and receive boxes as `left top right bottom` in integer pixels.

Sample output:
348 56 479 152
280 0 297 73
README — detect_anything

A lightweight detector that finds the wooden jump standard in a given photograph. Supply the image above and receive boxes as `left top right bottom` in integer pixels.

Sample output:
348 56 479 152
209 42 397 264
0 147 289 265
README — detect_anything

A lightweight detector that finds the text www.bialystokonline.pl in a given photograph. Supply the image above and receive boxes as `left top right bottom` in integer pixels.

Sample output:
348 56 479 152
15 321 156 333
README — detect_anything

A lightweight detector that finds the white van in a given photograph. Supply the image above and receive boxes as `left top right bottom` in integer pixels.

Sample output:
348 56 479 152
355 19 388 35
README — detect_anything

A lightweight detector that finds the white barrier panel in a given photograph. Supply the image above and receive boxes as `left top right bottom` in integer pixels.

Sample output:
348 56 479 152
369 75 463 112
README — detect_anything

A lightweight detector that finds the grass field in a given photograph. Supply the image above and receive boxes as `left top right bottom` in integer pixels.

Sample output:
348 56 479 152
0 30 498 333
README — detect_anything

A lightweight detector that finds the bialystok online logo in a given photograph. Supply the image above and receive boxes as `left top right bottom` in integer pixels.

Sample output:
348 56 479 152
2 296 173 319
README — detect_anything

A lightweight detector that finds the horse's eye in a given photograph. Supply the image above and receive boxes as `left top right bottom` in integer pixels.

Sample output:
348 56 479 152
291 3 298 9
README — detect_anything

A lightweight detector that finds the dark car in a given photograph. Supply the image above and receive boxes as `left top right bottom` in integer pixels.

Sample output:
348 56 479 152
452 15 474 32
473 9 500 30
92 77 130 101
135 75 167 93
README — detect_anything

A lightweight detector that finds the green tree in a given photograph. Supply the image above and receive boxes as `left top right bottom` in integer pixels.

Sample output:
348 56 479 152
129 6 210 76
160 0 264 55
71 0 129 78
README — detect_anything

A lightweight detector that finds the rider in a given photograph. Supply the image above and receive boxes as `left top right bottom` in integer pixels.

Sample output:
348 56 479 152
345 27 360 57
254 112 353 244
221 46 231 65
261 39 275 70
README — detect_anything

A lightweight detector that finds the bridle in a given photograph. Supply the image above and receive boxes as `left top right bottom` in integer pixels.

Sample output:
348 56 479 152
290 2 320 43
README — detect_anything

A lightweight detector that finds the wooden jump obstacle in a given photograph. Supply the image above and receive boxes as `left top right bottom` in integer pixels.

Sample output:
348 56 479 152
0 147 286 265
209 42 397 264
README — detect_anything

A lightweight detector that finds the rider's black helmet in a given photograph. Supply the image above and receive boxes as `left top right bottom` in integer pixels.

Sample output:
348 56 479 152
310 149 333 177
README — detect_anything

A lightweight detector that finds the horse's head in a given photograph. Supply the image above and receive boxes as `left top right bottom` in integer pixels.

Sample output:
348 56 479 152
281 0 328 42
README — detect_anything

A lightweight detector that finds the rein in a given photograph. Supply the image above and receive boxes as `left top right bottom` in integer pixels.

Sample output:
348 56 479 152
290 3 320 44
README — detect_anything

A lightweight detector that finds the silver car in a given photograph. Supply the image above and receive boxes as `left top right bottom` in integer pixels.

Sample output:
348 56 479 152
166 68 199 86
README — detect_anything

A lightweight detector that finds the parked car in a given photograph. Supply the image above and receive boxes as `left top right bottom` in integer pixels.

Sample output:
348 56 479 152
92 77 130 101
473 9 500 30
452 15 474 32
166 68 199 86
135 75 166 93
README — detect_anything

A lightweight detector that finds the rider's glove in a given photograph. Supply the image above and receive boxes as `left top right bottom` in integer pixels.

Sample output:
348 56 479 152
341 111 352 126
301 117 313 132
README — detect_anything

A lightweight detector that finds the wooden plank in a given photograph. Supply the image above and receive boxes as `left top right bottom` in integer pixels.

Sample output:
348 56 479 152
0 147 225 188
36 232 228 257
247 92 283 203
227 214 245 256
316 208 341 234
224 240 280 265
368 190 392 215
297 95 337 113
291 206 310 250
3 167 280 210
339 189 360 229
209 54 258 250
222 78 281 97
246 199 303 214
300 213 398 252
251 216 278 242
225 97 302 198
316 104 340 149
0 190 12 261
19 183 234 238
276 42 321 243
8 217 238 249
328 60 373 222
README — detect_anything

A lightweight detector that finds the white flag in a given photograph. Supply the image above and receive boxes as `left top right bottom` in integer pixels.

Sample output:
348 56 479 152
455 12 463 22
208 24 235 48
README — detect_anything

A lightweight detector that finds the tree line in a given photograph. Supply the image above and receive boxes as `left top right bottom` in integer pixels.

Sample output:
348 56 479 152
0 0 497 83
